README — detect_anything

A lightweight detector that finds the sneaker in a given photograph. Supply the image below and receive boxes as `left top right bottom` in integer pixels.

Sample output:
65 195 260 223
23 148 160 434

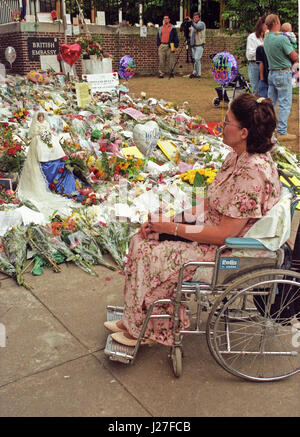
169 73 174 78
277 133 297 141
159 74 164 78
189 73 196 78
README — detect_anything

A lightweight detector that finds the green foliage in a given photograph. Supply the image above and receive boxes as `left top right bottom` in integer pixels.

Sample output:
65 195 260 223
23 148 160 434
215 0 298 66
216 0 298 33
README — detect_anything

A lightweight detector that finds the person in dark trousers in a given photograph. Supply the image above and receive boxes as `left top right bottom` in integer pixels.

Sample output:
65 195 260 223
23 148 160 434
157 15 179 78
186 11 206 78
256 36 269 98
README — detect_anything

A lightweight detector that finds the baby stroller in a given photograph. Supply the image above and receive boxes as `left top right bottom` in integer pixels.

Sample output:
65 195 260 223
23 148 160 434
212 72 252 107
209 53 252 107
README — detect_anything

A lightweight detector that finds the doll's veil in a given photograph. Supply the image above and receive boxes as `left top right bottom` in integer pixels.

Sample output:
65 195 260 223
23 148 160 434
28 111 51 139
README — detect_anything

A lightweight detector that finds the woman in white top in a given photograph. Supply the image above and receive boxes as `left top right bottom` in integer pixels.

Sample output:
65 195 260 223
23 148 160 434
246 16 267 95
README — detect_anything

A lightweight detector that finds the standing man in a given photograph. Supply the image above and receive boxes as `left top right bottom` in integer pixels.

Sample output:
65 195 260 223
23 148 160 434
187 12 206 79
157 15 179 78
264 14 298 142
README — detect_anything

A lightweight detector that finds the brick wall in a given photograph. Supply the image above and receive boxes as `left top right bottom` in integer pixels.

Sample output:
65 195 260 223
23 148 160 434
0 22 241 77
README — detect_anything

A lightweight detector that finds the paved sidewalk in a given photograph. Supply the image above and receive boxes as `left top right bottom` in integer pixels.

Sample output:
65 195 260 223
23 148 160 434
0 260 299 418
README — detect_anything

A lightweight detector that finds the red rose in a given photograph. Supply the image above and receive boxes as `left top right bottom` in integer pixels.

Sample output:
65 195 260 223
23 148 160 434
51 10 57 19
7 147 16 155
100 145 106 153
61 155 68 161
58 168 64 173
49 183 56 190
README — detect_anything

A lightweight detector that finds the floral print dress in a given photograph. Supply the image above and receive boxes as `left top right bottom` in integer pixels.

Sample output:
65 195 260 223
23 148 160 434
122 151 281 346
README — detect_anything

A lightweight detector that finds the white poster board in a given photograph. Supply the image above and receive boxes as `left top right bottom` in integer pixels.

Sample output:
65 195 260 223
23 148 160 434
40 55 61 72
96 11 106 25
73 25 80 35
65 14 72 24
65 24 73 36
25 15 36 22
37 12 53 23
140 26 147 37
83 72 119 93
0 63 6 83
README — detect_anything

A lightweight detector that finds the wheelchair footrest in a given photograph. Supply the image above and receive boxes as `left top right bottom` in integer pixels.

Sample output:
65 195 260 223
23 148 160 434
104 334 135 364
106 305 124 322
104 305 134 364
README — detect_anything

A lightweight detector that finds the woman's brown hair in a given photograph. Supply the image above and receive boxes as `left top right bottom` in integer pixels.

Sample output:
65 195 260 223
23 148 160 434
230 94 276 153
254 16 266 38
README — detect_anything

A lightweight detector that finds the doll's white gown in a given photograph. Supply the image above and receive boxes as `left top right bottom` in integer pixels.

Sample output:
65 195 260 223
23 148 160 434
17 112 78 218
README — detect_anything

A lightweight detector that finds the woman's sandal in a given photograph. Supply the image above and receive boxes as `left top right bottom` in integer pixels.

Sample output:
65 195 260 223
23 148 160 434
111 331 156 347
104 320 126 333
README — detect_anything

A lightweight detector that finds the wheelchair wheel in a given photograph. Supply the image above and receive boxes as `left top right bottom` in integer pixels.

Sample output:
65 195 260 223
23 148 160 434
170 346 182 377
206 269 300 382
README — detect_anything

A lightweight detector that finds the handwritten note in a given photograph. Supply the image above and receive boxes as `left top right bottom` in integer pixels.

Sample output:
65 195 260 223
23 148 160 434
75 82 91 108
83 73 119 93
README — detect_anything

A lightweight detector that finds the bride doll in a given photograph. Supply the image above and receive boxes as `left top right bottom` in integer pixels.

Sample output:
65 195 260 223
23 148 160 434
17 111 80 218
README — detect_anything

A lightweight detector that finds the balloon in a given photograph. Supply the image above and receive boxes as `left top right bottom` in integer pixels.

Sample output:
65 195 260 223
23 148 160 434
59 43 82 67
5 46 16 68
118 55 136 81
27 70 49 85
211 52 238 85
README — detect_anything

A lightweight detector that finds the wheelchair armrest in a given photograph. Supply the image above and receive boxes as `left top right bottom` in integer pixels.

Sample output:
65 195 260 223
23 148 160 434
225 237 266 250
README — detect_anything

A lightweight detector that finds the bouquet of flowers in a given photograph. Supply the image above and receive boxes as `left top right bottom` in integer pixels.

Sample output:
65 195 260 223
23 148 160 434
180 167 218 186
0 188 20 205
51 10 58 21
95 221 137 269
12 9 20 22
0 123 26 173
40 131 53 148
9 107 29 123
3 226 30 288
76 33 105 59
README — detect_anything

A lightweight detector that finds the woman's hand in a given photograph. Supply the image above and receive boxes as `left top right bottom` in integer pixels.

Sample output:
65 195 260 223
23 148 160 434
140 222 153 239
148 212 175 235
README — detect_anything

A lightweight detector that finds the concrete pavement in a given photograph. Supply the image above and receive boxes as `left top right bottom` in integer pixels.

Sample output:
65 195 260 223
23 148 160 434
0 259 299 418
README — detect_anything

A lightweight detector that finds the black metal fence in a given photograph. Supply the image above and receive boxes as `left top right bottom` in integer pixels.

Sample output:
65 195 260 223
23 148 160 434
0 0 56 24
87 0 220 28
0 0 21 24
0 0 220 28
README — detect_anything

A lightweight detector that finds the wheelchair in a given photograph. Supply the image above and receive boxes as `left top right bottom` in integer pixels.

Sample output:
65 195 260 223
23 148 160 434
104 173 300 382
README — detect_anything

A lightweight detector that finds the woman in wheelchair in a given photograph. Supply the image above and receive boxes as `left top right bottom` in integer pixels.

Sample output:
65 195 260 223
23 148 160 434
105 93 282 347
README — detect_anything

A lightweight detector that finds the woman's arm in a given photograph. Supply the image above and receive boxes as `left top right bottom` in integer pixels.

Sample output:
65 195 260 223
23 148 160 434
173 199 208 223
149 214 249 246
